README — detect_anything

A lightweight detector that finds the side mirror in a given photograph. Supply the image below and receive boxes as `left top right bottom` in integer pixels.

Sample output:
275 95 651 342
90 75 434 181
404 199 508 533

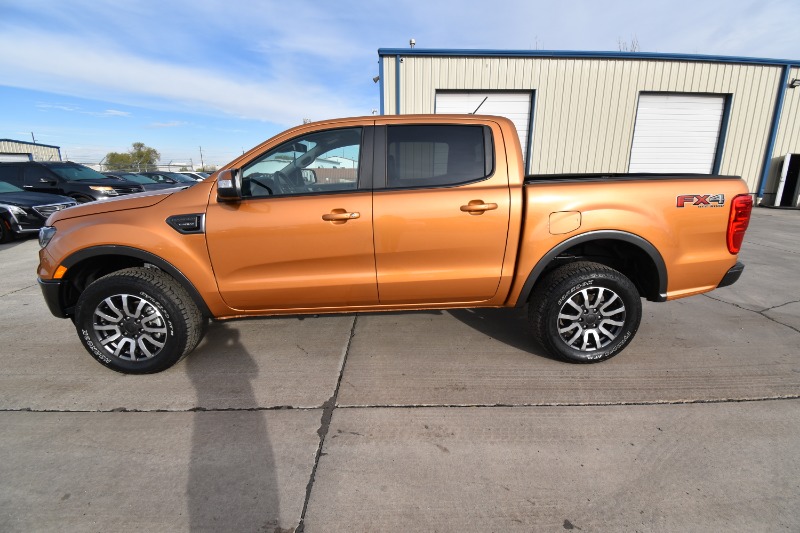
216 168 242 202
301 169 317 184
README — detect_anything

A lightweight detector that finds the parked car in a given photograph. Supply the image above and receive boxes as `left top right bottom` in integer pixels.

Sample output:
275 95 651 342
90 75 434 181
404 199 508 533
37 115 752 374
103 172 184 191
0 181 76 243
176 171 210 181
0 161 144 203
140 171 199 186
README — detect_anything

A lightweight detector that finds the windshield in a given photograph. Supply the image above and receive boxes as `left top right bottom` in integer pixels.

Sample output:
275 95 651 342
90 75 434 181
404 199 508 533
113 173 157 184
48 163 111 182
161 172 197 183
0 181 24 193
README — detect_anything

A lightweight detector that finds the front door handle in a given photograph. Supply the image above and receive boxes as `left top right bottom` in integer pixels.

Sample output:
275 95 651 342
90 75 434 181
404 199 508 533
322 209 360 224
460 200 498 215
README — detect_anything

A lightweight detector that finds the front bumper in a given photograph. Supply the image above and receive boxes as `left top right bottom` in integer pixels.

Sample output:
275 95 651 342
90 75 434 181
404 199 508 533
38 278 69 318
717 261 745 289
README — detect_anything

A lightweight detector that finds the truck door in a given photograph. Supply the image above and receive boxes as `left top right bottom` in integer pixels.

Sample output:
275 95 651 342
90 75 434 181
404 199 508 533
205 126 378 311
372 123 511 304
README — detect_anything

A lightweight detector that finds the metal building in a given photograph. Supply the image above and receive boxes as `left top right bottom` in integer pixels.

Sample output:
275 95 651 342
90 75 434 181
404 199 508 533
377 49 800 206
0 139 62 163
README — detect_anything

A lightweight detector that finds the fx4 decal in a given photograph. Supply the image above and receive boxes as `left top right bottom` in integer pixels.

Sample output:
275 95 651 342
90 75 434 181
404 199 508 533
676 194 725 208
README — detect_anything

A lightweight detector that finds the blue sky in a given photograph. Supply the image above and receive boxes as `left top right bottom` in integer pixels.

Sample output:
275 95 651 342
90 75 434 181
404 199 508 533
1 0 799 168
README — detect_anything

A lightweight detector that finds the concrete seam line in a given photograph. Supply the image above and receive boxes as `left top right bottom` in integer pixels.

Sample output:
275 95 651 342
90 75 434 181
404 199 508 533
334 396 800 409
3 395 799 413
703 294 800 334
760 299 800 312
296 313 358 533
0 284 36 298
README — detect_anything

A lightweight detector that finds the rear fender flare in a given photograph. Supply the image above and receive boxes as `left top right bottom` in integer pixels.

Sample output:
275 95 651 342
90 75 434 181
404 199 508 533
515 230 668 306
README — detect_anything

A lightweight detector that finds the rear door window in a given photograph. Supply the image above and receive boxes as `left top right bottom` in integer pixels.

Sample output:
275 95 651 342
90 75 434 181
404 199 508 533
0 165 23 187
24 165 56 187
386 125 492 188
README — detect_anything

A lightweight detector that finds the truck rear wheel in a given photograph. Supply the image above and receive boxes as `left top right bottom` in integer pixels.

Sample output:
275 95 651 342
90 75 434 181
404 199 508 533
529 261 641 363
74 267 205 374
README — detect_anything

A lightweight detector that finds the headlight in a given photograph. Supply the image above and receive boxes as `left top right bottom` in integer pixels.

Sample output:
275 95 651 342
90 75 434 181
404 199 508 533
89 186 118 196
0 204 26 218
39 226 56 249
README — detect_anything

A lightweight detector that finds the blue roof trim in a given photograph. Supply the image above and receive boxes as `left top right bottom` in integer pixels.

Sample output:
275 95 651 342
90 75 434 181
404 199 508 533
377 48 800 67
0 138 61 150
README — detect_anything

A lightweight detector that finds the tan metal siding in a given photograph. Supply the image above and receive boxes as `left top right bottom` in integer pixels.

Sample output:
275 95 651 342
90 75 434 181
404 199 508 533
382 56 396 114
0 140 60 161
393 56 783 191
766 67 800 198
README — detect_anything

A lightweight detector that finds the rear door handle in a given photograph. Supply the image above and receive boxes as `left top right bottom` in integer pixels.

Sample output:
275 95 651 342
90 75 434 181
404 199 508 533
460 201 498 214
322 209 360 223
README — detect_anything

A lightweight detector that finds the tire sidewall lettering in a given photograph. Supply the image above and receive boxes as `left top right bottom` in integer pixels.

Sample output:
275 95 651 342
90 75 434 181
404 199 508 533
558 279 594 306
138 290 175 336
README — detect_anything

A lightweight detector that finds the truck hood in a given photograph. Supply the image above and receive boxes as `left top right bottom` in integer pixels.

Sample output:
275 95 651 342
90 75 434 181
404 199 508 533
46 189 178 224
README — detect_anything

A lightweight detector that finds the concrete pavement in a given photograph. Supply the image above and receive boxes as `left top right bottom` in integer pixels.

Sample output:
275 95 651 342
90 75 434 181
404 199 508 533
0 207 798 532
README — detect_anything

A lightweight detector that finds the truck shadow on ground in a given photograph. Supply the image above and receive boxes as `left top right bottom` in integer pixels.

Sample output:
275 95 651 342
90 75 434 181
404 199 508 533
185 323 282 532
447 306 561 362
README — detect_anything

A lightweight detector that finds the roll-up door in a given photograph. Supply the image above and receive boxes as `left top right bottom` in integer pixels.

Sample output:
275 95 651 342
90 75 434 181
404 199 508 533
436 91 533 171
629 94 725 174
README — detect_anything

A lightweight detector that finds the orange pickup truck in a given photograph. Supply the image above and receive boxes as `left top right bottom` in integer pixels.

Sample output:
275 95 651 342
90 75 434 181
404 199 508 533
37 115 753 373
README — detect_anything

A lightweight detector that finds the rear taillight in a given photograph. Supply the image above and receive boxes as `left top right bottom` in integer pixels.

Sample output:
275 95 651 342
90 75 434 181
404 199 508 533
727 194 753 254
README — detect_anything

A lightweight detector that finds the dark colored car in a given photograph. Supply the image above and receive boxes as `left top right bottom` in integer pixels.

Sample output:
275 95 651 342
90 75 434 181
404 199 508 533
0 161 145 203
0 181 76 243
140 171 199 186
176 171 210 181
103 172 184 191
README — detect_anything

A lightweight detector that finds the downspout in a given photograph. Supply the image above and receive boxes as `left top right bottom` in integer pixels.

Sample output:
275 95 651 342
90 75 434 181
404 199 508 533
395 54 401 115
378 55 385 115
757 64 791 200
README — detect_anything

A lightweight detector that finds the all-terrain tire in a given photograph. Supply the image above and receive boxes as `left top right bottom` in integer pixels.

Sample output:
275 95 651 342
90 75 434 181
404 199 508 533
529 261 642 363
74 267 205 373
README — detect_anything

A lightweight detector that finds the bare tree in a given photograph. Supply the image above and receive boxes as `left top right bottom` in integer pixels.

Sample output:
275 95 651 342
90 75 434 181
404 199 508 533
618 35 641 52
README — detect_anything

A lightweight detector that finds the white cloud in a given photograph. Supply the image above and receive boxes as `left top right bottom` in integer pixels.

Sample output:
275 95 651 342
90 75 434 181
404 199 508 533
96 109 131 117
36 103 80 112
0 28 366 126
149 120 188 128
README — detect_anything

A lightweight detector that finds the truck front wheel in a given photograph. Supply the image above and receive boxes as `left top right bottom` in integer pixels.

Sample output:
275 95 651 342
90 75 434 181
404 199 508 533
74 267 205 374
529 261 642 363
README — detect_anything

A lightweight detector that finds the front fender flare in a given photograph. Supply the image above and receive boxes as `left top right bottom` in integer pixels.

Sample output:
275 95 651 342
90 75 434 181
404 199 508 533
60 245 212 317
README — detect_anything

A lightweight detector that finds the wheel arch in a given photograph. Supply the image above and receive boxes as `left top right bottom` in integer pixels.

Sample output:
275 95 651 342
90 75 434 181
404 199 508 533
58 246 212 318
515 230 668 306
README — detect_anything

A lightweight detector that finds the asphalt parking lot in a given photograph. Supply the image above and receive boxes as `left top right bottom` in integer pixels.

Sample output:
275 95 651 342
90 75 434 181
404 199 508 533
1 207 798 532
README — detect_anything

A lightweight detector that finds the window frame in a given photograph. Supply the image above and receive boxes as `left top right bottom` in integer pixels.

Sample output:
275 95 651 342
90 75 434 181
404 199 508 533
239 126 373 200
373 124 495 191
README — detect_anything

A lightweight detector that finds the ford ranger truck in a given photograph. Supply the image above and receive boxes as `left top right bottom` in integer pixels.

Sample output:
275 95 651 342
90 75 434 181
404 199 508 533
36 115 753 373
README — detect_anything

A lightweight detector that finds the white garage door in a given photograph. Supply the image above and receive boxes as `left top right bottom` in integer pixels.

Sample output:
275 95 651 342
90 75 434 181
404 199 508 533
435 91 533 171
629 94 725 174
